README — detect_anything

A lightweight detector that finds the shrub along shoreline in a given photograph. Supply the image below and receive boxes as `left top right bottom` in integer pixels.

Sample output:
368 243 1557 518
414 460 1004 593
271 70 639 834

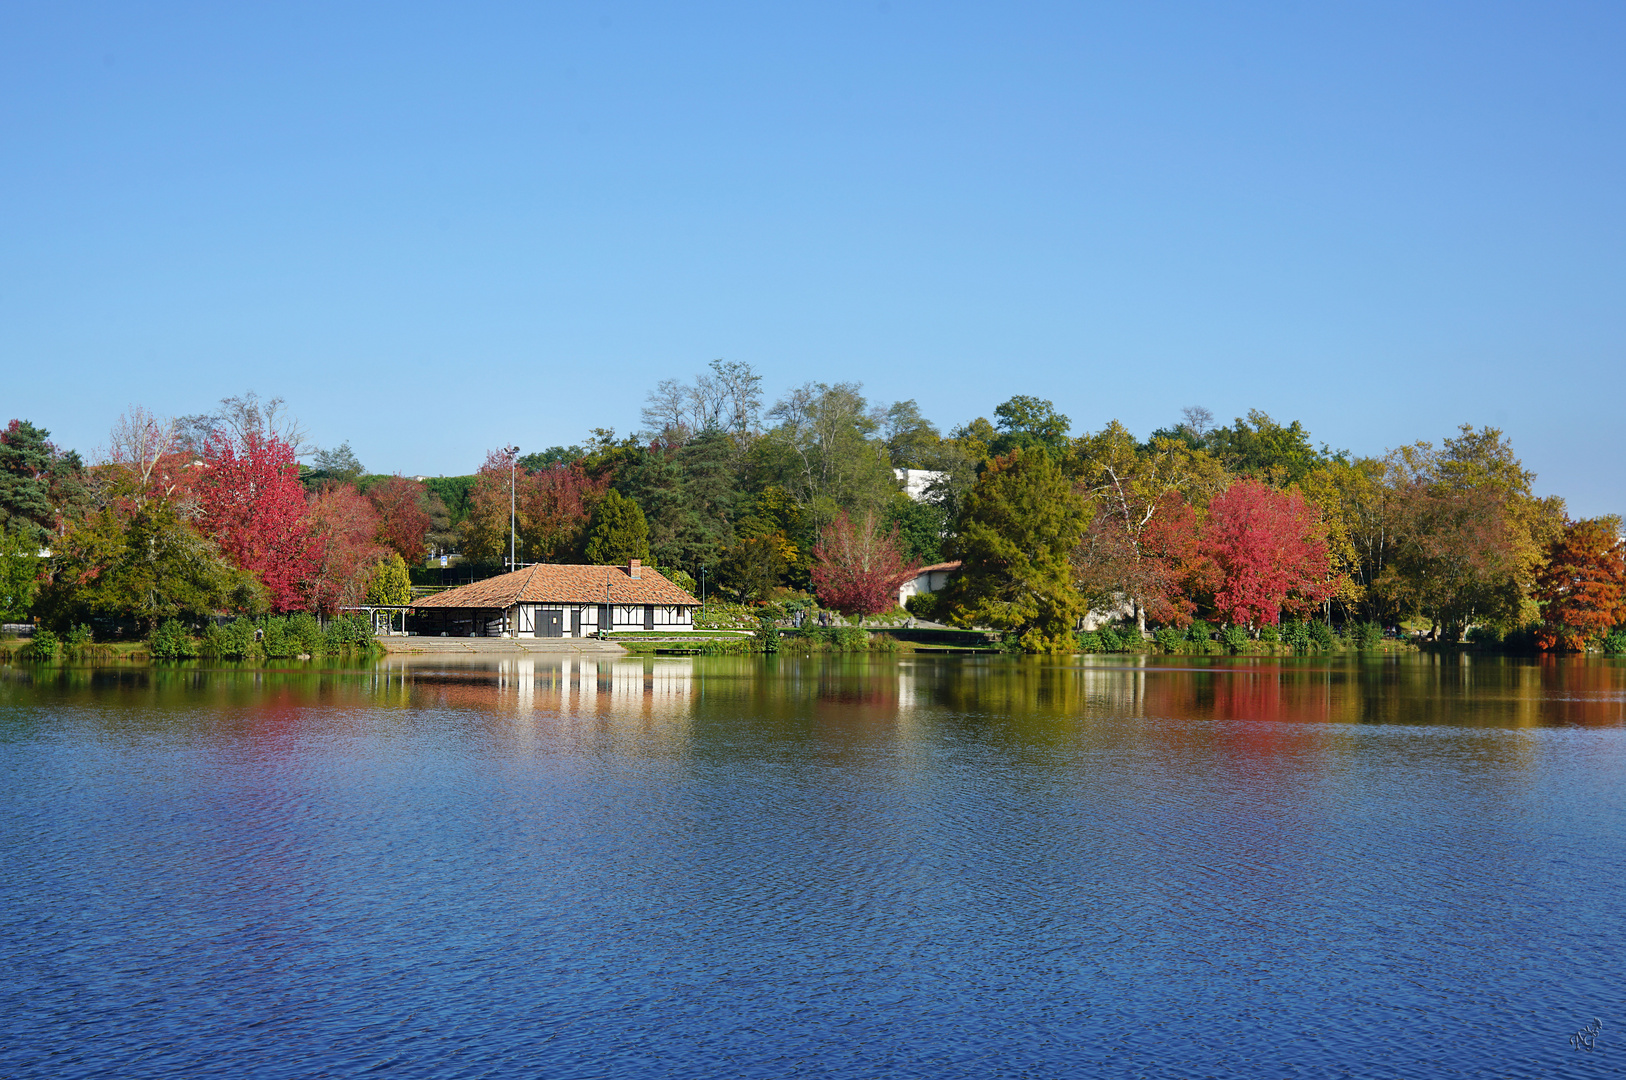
0 613 380 663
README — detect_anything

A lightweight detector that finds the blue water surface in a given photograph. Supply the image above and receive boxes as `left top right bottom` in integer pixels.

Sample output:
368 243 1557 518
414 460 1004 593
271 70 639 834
1 653 1622 1078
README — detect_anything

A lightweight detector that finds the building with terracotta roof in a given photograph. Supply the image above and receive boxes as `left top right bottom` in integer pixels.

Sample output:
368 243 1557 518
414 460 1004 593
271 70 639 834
409 559 700 638
897 560 961 607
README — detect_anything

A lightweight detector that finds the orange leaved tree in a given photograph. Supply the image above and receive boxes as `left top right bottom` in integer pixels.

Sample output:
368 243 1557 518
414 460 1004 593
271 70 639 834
1535 517 1626 651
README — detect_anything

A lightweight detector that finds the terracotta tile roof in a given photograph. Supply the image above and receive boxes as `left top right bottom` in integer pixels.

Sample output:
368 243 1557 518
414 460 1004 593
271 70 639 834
411 564 699 610
912 561 962 574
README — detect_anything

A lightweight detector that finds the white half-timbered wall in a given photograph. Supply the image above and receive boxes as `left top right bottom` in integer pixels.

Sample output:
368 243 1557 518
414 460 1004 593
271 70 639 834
502 603 695 636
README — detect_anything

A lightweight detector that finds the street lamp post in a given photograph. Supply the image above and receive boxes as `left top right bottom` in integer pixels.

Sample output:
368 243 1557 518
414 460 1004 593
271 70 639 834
504 445 519 574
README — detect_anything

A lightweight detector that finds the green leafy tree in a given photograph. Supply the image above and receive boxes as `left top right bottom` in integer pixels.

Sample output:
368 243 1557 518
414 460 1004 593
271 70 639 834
37 504 263 633
619 429 743 576
717 486 803 600
947 416 1000 466
366 552 413 605
0 420 88 545
883 494 948 565
421 476 477 529
760 382 897 526
1374 425 1563 638
0 528 42 621
1205 410 1331 484
305 442 366 488
882 400 947 469
719 533 790 602
584 489 651 565
990 395 1072 458
942 448 1087 652
518 445 587 471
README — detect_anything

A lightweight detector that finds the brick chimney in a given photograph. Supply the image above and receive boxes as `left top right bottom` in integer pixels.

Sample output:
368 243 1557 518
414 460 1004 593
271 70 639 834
628 558 641 580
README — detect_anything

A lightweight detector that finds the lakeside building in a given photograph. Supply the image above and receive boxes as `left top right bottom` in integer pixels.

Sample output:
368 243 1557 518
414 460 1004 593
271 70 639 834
898 561 962 608
410 559 699 638
893 468 944 501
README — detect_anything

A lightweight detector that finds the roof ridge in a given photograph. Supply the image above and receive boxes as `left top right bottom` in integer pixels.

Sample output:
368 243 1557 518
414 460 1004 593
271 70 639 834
512 563 541 606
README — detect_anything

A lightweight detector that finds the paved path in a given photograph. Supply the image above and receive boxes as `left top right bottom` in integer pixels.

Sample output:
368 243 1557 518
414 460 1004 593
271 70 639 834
378 637 626 655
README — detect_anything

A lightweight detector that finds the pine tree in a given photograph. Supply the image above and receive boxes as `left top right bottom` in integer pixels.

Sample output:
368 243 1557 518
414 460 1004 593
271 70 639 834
943 448 1087 652
584 489 650 565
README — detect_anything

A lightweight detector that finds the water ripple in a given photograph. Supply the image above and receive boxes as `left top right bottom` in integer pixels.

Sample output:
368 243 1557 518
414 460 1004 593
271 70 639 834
0 656 1622 1078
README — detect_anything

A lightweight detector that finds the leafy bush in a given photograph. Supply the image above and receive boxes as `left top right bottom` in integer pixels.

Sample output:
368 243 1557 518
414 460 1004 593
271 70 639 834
1282 620 1312 654
1501 625 1540 654
288 613 325 655
1602 628 1626 655
1154 626 1184 653
1187 620 1214 644
1098 626 1128 653
827 626 869 651
63 624 92 649
324 614 376 651
1076 631 1103 653
1256 624 1280 644
1309 621 1335 651
1352 621 1385 650
261 617 292 658
199 617 259 659
756 614 781 654
23 628 59 661
790 625 878 652
148 620 194 660
1222 624 1249 654
904 592 941 620
1465 624 1502 647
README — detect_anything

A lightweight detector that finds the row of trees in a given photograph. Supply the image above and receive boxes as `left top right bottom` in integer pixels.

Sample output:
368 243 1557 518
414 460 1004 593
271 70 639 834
427 361 1623 653
4 365 1623 654
937 409 1624 651
1 397 430 632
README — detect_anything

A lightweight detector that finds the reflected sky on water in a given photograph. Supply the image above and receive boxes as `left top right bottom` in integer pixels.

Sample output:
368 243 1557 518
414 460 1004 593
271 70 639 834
1 653 1622 1078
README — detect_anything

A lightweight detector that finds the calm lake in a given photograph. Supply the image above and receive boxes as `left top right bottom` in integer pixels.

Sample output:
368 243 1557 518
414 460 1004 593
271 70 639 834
2 653 1622 1079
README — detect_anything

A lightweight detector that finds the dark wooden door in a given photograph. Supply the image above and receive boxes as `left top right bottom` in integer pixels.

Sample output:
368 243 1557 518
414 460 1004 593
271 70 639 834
537 610 564 637
644 604 654 630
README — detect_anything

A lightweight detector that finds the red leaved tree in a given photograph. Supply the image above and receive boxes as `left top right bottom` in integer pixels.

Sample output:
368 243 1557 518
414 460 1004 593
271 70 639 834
811 510 914 621
196 425 319 612
306 485 385 615
520 463 608 562
368 476 432 562
1074 489 1201 628
1534 517 1626 651
1199 479 1335 627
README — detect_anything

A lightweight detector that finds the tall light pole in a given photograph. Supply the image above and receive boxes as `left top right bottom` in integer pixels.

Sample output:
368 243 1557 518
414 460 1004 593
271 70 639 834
504 445 519 573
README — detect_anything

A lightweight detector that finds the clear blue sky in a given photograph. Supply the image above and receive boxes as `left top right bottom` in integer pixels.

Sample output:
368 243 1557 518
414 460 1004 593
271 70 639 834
4 2 1623 514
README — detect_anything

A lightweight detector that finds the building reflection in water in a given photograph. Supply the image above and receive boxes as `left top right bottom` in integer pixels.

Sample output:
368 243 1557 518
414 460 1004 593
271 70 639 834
364 652 1626 736
374 654 698 743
